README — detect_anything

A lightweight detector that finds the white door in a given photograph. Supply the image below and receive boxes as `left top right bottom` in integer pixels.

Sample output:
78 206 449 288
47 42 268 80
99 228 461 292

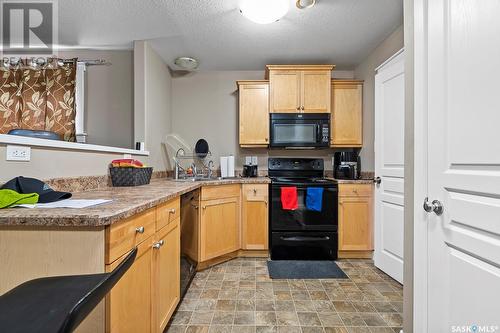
374 50 405 284
415 0 500 331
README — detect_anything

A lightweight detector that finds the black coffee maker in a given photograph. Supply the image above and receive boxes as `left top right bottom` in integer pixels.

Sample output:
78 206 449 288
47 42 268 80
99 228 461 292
333 151 361 179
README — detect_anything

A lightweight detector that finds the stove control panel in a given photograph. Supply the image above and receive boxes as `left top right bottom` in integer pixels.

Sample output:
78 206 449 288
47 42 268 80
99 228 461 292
268 158 324 171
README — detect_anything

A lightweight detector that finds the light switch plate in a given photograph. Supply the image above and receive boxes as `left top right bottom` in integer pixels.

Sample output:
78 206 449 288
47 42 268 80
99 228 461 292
6 145 31 161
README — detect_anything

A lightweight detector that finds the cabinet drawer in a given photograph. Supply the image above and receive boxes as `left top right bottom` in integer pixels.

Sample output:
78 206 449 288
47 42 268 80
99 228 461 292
156 197 180 231
338 184 372 197
243 184 268 201
201 184 240 200
106 208 156 264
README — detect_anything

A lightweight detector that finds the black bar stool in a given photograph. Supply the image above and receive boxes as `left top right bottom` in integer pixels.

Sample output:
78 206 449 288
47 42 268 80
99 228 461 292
0 247 137 333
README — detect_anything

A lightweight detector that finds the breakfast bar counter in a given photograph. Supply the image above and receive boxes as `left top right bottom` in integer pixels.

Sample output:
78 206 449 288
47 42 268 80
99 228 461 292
0 177 270 227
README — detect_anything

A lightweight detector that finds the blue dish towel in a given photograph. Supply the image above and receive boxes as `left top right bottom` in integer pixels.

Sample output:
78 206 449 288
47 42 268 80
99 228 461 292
306 187 324 212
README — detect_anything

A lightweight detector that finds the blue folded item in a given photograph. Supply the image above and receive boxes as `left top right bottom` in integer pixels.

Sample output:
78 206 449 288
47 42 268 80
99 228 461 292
306 187 324 212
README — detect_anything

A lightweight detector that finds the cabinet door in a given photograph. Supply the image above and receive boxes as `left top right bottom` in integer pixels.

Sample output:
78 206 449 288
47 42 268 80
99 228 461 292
200 197 240 261
153 219 180 333
301 70 331 113
269 71 300 113
242 184 268 250
331 81 363 147
338 196 373 251
106 237 153 333
239 83 269 146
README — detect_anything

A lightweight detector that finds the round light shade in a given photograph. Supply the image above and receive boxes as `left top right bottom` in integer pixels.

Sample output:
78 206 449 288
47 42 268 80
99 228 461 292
239 0 289 24
174 57 198 70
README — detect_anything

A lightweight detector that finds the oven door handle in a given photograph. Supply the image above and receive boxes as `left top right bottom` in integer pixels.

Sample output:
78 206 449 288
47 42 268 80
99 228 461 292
280 236 331 242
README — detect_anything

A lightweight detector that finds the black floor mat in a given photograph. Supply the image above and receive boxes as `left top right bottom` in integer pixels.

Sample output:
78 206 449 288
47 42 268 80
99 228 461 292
267 260 348 279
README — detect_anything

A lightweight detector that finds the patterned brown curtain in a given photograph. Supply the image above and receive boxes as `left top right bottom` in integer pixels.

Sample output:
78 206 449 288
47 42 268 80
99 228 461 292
0 58 77 141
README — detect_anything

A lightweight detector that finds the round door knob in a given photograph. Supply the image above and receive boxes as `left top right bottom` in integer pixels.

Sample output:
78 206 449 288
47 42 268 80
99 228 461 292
423 197 444 216
374 177 381 185
135 226 145 234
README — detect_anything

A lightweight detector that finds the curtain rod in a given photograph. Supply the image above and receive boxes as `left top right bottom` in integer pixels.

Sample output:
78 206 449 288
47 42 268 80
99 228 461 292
1 58 111 67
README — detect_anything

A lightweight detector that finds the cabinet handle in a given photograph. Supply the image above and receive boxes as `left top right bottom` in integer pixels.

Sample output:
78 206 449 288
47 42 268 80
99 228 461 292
265 138 268 142
169 208 176 214
253 189 257 194
301 106 304 111
202 206 207 210
135 226 145 234
264 200 268 206
192 204 199 210
296 107 300 111
152 240 165 249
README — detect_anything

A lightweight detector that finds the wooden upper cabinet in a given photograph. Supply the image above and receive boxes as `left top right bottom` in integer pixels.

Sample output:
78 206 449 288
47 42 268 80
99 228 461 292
268 71 301 113
237 81 270 147
267 65 334 113
331 80 363 147
301 70 331 113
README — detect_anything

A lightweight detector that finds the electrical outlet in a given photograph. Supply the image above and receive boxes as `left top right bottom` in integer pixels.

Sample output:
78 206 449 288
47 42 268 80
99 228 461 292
6 145 31 161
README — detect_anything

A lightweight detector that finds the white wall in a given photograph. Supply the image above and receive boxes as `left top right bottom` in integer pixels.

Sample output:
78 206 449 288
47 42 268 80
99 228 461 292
354 25 404 171
171 70 355 172
59 50 134 149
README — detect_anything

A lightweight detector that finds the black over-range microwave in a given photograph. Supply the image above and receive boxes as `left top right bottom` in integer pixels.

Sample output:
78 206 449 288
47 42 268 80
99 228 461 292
270 113 330 148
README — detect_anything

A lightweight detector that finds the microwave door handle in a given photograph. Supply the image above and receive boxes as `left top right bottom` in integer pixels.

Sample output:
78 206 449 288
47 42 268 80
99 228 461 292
316 124 321 143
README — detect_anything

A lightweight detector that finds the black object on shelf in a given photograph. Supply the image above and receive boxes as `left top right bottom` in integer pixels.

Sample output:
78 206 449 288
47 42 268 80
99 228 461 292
110 167 153 186
0 248 137 333
194 138 209 159
8 129 61 141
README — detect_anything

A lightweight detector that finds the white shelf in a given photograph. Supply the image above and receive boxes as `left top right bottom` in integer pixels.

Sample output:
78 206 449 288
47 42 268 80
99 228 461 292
0 134 149 156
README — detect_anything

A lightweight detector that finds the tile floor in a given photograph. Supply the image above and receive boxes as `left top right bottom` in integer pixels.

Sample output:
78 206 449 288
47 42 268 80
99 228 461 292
166 258 403 333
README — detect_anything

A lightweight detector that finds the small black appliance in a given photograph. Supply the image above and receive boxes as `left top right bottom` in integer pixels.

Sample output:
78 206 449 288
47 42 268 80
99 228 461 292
333 151 361 180
270 113 330 148
242 164 258 177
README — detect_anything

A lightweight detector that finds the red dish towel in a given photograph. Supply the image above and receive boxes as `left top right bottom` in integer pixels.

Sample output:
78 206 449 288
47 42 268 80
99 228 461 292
281 187 298 210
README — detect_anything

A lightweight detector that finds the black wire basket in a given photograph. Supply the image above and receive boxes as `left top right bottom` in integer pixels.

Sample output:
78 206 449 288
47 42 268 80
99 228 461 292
109 167 153 187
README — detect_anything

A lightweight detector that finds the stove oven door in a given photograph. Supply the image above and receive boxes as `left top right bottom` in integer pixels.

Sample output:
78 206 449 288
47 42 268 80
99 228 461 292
270 183 338 232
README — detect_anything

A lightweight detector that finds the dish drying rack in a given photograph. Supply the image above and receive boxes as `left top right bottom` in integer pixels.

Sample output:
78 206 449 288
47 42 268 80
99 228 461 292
174 148 214 180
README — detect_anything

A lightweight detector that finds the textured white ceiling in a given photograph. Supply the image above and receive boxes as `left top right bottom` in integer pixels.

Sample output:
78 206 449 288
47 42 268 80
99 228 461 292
58 0 403 70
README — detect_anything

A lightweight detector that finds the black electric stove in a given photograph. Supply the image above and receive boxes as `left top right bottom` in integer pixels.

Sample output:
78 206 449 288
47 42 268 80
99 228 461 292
268 158 338 260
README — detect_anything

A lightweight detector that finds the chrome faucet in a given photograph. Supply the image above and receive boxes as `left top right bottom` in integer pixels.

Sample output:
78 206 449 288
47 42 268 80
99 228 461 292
174 148 186 180
207 160 214 179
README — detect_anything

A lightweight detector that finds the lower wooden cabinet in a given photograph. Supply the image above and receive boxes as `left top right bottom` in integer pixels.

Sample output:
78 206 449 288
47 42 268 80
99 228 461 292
242 184 269 250
106 198 181 333
338 184 373 258
153 219 180 333
106 236 154 333
200 197 240 261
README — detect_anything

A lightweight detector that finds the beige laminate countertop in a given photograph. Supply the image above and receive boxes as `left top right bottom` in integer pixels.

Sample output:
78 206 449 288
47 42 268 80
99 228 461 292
0 177 270 228
326 178 375 184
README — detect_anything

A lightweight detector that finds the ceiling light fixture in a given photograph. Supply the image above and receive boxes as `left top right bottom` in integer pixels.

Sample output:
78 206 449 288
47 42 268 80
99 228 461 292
174 57 199 70
296 0 316 10
239 0 289 24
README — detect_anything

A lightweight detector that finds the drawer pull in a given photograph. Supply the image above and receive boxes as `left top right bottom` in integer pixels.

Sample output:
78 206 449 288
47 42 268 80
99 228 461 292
135 226 145 234
153 240 165 249
169 208 176 214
